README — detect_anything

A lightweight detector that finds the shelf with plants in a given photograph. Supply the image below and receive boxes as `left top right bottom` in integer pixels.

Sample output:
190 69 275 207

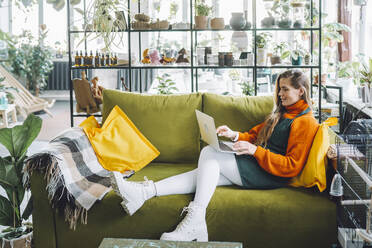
66 0 334 127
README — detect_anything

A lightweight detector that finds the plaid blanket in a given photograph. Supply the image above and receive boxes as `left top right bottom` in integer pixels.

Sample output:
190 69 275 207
24 127 133 229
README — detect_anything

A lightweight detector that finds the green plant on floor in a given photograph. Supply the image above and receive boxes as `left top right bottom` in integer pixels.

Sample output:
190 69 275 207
0 114 42 240
195 0 212 16
155 73 178 95
239 79 254 96
7 28 54 97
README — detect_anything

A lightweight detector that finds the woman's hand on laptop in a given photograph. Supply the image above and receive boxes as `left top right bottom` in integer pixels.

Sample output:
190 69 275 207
216 125 238 140
233 141 257 155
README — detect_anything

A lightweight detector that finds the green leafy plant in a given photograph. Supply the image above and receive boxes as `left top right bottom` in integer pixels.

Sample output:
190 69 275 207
337 59 361 85
155 73 178 95
74 0 129 51
195 0 212 16
272 42 289 57
255 32 272 49
0 114 42 239
7 29 54 96
360 57 372 88
169 1 179 20
239 80 254 96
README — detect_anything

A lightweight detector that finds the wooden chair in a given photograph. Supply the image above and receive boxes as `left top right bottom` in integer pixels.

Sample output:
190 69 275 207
72 71 100 114
0 65 55 118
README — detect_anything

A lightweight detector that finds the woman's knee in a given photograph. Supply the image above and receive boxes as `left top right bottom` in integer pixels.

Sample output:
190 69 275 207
200 145 217 158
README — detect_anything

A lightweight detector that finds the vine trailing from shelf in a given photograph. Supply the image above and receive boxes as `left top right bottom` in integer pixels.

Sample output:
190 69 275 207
74 0 130 51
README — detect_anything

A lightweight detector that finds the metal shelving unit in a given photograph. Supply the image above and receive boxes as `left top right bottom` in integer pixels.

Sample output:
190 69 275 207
67 0 325 127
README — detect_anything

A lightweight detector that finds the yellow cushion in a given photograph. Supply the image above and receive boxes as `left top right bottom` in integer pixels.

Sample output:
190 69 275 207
79 105 160 173
289 117 337 192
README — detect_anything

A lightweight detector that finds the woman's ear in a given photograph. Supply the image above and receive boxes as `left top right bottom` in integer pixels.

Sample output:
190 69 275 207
299 88 305 97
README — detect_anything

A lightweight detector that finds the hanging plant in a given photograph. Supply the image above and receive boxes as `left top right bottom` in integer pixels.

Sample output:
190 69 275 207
74 0 129 51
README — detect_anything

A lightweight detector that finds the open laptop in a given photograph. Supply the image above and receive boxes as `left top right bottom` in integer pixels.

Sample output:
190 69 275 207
195 110 236 153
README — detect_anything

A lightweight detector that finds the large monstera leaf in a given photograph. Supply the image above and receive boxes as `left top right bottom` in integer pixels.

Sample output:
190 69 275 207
0 114 42 160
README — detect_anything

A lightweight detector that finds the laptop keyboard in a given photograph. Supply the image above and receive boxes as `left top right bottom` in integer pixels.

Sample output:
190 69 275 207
219 141 234 151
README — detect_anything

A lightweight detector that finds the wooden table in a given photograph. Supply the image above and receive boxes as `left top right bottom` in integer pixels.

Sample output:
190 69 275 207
0 104 17 128
99 238 243 248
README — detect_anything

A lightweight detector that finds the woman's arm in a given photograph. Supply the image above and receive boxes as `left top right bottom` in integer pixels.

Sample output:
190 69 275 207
237 122 265 143
253 116 319 178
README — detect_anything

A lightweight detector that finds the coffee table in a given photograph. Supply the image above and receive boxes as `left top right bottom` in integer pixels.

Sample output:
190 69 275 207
99 238 243 248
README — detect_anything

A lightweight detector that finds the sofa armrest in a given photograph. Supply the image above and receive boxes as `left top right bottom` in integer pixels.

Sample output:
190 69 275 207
31 171 57 248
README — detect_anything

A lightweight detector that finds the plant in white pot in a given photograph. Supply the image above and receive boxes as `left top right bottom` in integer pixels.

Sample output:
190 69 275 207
194 0 212 29
336 59 361 98
255 32 272 66
0 114 42 248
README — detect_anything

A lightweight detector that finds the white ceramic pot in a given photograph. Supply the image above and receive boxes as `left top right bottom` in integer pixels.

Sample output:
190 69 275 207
2 231 32 248
257 48 267 66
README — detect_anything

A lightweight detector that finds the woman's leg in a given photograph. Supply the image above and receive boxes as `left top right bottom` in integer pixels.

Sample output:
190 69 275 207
193 145 243 208
156 145 242 197
160 145 243 241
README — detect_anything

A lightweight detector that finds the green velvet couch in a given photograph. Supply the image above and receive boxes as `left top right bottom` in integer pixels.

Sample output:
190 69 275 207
30 91 337 248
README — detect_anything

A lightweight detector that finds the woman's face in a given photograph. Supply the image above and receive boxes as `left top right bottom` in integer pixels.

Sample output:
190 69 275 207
278 77 304 107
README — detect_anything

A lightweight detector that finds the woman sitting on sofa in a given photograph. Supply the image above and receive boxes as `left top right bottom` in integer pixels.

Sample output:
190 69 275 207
110 69 319 242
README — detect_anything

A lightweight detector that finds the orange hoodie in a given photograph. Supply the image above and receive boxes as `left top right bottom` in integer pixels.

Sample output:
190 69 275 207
237 100 319 178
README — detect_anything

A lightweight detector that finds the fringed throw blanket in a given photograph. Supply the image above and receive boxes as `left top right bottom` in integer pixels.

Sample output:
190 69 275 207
24 128 131 229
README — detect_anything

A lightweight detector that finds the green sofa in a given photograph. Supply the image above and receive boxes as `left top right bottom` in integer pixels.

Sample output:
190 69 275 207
30 90 337 248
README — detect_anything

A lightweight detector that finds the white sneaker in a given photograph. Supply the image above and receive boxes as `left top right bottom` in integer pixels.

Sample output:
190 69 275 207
110 171 156 216
160 201 208 242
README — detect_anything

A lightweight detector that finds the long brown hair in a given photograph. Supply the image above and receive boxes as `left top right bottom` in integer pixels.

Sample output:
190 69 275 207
255 70 312 147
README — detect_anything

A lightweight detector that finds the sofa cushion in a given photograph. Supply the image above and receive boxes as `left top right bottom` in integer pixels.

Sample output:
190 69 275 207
102 91 202 163
45 162 336 248
203 93 274 133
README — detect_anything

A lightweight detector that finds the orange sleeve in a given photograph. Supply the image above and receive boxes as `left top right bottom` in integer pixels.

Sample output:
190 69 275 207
238 122 265 143
253 115 319 178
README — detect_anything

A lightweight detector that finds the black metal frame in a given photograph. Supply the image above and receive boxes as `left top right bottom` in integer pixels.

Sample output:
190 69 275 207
67 0 327 127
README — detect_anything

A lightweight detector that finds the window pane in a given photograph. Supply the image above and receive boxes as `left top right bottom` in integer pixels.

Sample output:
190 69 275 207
43 0 67 51
12 4 38 37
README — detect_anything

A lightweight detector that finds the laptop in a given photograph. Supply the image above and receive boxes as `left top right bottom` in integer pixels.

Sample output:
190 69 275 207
195 110 236 153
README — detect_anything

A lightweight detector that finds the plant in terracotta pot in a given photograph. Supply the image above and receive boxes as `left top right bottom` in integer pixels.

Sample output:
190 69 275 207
194 0 212 29
271 42 288 65
0 114 42 248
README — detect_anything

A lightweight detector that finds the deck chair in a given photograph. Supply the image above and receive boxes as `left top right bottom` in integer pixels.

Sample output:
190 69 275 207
0 65 55 118
72 71 100 114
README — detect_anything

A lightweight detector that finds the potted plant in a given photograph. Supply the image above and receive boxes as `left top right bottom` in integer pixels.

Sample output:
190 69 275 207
194 0 212 29
0 114 42 247
336 59 361 98
7 28 54 97
74 0 129 51
271 42 288 65
359 57 372 104
289 42 306 65
255 32 272 66
270 0 291 28
155 73 179 95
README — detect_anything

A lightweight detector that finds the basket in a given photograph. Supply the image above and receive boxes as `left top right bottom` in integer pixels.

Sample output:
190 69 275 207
131 21 150 30
150 20 169 30
134 13 150 22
